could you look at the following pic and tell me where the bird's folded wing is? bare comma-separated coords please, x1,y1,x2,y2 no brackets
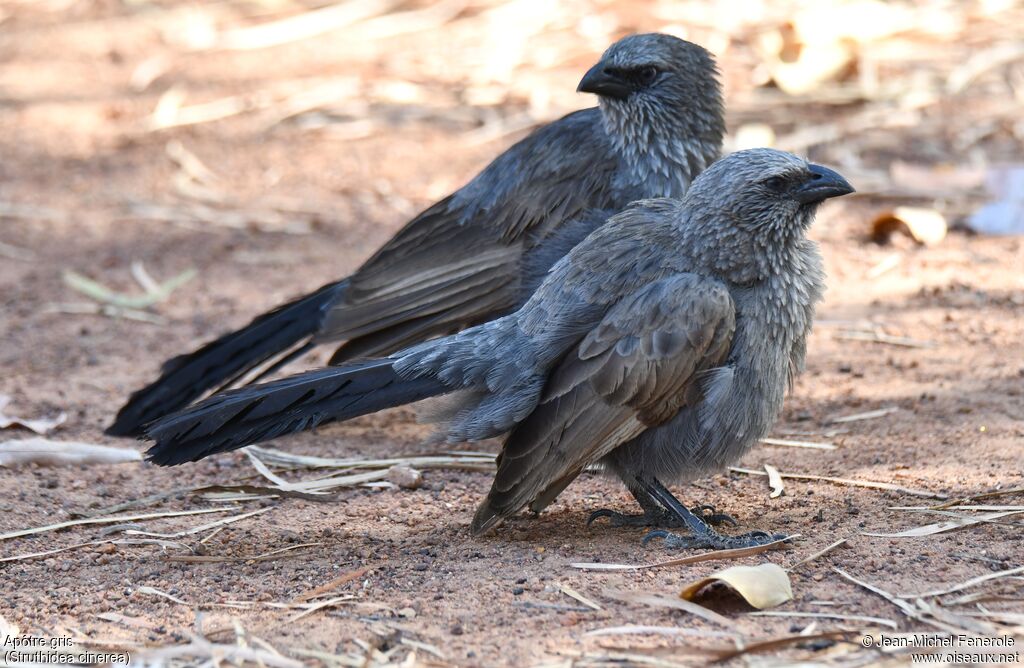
472,274,736,533
318,110,620,361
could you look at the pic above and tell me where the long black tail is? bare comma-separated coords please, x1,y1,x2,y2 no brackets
144,358,448,466
107,279,350,437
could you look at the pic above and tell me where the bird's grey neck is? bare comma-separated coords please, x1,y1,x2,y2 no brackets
731,241,824,378
600,101,722,199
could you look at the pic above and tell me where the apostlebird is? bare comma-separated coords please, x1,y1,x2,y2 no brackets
144,148,853,550
107,33,725,437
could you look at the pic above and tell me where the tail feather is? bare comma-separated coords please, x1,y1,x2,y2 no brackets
106,279,349,437
144,358,449,466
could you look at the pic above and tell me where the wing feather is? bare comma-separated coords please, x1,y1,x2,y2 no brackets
319,110,621,362
471,274,735,534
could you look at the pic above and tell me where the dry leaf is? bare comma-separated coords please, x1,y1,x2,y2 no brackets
863,510,1024,537
731,123,776,151
0,507,230,542
760,437,836,450
767,40,854,95
765,464,784,498
828,406,899,423
0,395,66,435
871,207,947,246
730,465,944,499
570,535,794,571
604,590,732,626
756,0,914,95
386,464,423,489
680,563,794,610
557,583,601,611
0,438,142,467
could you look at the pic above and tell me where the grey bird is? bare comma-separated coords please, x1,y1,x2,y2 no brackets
107,33,725,437
144,149,854,550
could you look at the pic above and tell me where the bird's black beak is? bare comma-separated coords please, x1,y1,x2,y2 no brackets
794,163,855,204
577,62,631,100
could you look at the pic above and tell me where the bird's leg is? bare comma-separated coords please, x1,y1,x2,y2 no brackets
587,482,681,528
635,477,788,551
588,483,737,529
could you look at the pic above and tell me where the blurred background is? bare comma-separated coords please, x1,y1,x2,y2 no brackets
2,0,1023,309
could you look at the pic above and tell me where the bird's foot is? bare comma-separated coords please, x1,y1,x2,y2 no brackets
641,527,789,551
588,504,736,529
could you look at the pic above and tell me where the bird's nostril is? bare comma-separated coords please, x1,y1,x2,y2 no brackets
810,172,823,180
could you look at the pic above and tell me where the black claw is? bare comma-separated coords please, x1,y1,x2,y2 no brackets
641,529,670,546
690,504,738,527
708,513,738,526
586,509,617,527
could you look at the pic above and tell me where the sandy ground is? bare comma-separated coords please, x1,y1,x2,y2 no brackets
1,2,1023,667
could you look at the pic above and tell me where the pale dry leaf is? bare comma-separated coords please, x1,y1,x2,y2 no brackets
136,587,189,606
765,464,784,499
680,563,794,610
750,610,899,630
603,590,732,626
769,41,854,95
828,406,899,423
730,466,944,499
871,207,947,246
123,507,272,539
63,268,196,309
760,437,836,450
864,510,1024,538
215,0,399,51
96,612,157,630
712,631,850,663
0,540,112,564
557,583,601,611
865,252,903,279
834,329,935,348
134,639,304,668
0,395,66,435
0,507,230,542
130,55,171,92
788,537,849,571
0,438,141,468
730,123,776,151
583,624,735,639
909,564,1024,600
570,535,794,571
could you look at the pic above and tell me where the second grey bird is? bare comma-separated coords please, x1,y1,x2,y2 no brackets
107,33,724,437
144,149,854,549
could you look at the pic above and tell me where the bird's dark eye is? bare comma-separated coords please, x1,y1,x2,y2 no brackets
764,176,787,192
635,66,658,85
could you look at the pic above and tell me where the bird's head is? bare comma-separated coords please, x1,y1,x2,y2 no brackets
578,33,724,156
682,148,854,281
